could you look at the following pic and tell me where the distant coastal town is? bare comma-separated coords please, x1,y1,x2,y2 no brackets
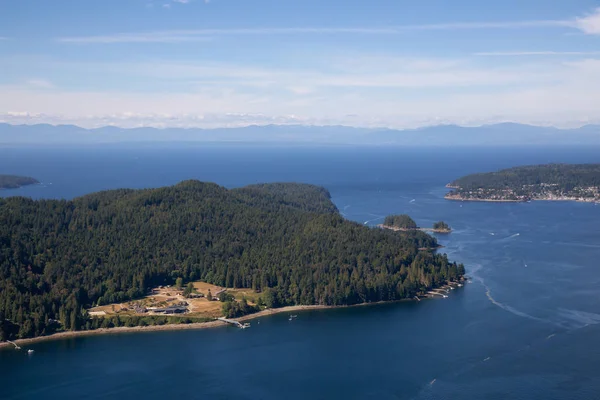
445,164,600,203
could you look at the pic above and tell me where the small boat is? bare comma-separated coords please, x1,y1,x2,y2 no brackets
27,349,34,354
240,323,250,329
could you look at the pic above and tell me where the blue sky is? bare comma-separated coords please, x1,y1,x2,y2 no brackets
1,0,600,128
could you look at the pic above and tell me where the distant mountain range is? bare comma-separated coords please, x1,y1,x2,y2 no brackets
1,122,600,146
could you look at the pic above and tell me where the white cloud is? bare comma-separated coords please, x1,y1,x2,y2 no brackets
2,56,600,129
56,22,568,44
59,33,212,43
27,56,551,92
475,51,600,57
55,8,600,44
172,0,190,3
26,79,55,89
572,7,600,35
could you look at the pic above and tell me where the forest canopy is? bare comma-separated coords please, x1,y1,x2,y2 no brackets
448,164,600,191
383,214,418,229
0,181,464,340
432,221,451,231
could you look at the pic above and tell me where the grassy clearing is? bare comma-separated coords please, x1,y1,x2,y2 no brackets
87,281,263,320
227,288,262,305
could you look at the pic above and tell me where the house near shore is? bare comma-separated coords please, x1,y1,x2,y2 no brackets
134,305,147,314
153,305,188,314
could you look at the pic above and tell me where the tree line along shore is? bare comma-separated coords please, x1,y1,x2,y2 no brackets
0,181,464,342
1,287,469,349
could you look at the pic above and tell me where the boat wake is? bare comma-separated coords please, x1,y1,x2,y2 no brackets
554,308,600,330
483,284,546,323
363,213,385,225
469,263,548,324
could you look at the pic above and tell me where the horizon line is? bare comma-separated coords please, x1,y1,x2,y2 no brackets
1,120,597,131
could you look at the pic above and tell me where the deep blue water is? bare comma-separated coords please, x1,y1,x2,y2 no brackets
1,144,600,400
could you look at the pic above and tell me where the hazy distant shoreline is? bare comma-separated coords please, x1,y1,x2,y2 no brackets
3,122,600,146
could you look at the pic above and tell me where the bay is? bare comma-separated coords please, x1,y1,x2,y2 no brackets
1,144,600,399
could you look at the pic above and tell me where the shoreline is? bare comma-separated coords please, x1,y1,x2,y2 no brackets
0,304,366,349
0,320,228,349
444,195,524,203
444,195,599,203
0,287,464,350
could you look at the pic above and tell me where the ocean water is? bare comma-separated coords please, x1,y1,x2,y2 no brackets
1,144,600,400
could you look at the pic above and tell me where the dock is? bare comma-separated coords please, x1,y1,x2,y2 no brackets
7,340,21,350
427,291,448,298
217,317,250,329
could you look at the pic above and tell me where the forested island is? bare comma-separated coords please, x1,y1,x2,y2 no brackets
380,215,452,233
0,174,39,189
446,164,600,202
0,181,464,341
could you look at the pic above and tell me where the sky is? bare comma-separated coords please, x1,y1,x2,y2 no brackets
1,0,600,129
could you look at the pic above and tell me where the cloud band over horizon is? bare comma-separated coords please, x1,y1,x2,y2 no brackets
2,4,600,129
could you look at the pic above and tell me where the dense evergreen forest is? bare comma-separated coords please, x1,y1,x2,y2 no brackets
0,181,464,340
383,214,418,229
447,164,600,201
0,174,39,189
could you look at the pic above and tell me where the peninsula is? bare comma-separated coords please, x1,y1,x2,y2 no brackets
0,181,464,343
445,164,600,203
0,174,39,189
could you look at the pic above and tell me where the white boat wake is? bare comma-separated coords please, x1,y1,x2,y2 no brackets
363,213,385,225
470,264,548,324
